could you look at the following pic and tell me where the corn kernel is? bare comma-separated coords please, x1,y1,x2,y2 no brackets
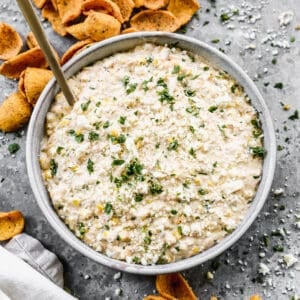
72,199,81,206
111,217,120,225
192,247,199,254
194,178,201,185
111,130,118,137
44,170,52,180
283,104,290,111
96,204,103,213
103,231,108,238
59,119,70,126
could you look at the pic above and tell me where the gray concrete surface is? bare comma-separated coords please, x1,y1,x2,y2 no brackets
0,0,299,299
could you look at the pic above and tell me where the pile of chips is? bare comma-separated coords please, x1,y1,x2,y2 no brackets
0,23,55,132
35,0,201,38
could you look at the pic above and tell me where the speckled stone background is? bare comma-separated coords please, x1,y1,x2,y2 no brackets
0,0,299,299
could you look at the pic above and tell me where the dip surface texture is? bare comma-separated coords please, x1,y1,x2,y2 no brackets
41,43,263,265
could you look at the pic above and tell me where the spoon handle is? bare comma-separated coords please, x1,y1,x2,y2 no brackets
16,0,75,106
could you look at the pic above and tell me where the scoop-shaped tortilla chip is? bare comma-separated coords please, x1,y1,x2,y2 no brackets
0,92,32,132
122,27,138,34
82,0,124,23
0,22,23,60
32,0,48,8
167,0,200,28
61,39,94,65
20,68,53,105
85,11,121,41
26,32,39,49
57,0,82,24
42,2,68,36
156,273,197,300
136,0,169,10
130,10,178,32
66,22,89,40
143,296,166,300
0,47,48,79
111,0,134,22
0,211,25,241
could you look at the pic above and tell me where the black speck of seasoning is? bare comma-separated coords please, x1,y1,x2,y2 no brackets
288,110,299,121
272,58,277,65
274,82,283,89
203,21,210,26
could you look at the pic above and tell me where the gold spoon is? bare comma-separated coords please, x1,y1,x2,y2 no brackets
16,0,75,106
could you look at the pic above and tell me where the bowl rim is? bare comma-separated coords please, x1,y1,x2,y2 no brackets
26,32,276,275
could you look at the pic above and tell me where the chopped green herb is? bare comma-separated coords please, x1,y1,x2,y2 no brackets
112,159,125,166
104,203,113,214
8,143,20,154
134,193,143,202
203,66,209,71
273,245,284,252
103,121,110,129
157,78,168,88
96,101,101,107
189,126,195,133
290,36,296,43
87,158,94,174
172,65,181,74
50,159,58,177
110,134,126,144
78,222,86,236
170,209,178,215
198,188,207,195
149,181,163,194
167,139,179,151
211,39,220,44
126,83,137,94
144,236,151,245
93,122,100,130
81,99,91,111
126,158,143,177
146,56,153,64
118,116,127,125
262,235,269,247
189,148,196,158
155,142,160,149
56,146,64,154
272,58,277,65
208,106,218,113
184,89,196,97
274,82,283,89
88,131,99,141
177,226,183,235
288,110,299,121
75,133,84,143
250,146,266,158
142,77,153,91
122,75,130,87
177,74,187,81
68,129,75,135
277,145,284,151
213,161,218,168
220,13,230,22
231,84,239,94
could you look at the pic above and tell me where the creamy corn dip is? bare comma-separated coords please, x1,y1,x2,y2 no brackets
40,43,264,265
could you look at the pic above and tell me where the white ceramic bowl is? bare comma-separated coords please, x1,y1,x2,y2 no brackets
26,32,276,275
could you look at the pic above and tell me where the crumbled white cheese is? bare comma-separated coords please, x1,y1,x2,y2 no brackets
113,272,122,280
273,188,284,196
278,11,294,26
259,263,270,275
283,254,298,268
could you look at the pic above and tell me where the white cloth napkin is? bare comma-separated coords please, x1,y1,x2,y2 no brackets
0,234,77,300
